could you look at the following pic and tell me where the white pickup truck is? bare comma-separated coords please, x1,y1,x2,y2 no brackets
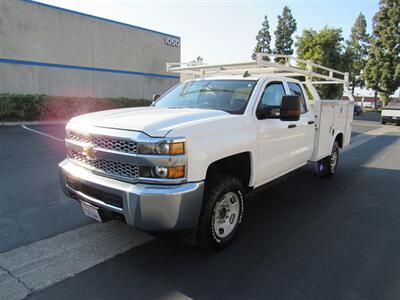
59,54,354,251
381,102,400,125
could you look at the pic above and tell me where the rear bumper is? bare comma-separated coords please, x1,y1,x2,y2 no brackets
59,159,204,231
382,116,400,123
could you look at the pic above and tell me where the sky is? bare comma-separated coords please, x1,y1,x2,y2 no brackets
35,0,380,64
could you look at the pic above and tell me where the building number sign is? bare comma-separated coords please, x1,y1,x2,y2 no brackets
165,37,180,47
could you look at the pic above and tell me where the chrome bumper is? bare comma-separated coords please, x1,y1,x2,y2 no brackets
59,159,204,231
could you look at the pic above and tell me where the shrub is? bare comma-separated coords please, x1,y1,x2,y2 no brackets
0,94,151,121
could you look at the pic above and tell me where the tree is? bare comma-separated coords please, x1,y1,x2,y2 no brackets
252,15,271,60
274,6,297,59
296,27,345,99
344,13,370,94
364,0,400,105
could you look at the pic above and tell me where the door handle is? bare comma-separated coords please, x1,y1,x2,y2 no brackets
288,124,296,129
308,121,315,125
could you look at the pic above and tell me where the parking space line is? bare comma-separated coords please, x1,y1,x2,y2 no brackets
0,221,153,299
20,125,64,143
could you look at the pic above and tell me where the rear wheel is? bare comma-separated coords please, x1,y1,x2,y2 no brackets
381,120,386,125
197,174,244,252
315,141,339,177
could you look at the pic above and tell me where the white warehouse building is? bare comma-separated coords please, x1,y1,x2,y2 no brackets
0,0,181,99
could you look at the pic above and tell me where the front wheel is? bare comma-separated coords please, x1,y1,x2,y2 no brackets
197,174,244,252
315,141,339,177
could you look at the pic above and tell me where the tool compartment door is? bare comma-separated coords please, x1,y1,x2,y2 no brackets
311,101,335,161
311,100,352,161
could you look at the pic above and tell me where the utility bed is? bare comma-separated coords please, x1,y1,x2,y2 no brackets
311,100,353,161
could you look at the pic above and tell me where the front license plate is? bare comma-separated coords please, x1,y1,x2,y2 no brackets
392,116,398,120
81,202,102,222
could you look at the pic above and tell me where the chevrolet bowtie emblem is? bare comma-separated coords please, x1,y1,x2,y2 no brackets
82,146,96,160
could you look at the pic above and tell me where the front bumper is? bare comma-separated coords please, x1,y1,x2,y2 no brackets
382,116,400,124
59,159,204,231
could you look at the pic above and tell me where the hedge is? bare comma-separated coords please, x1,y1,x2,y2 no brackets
0,94,151,121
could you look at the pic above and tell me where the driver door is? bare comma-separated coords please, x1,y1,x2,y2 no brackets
255,81,302,185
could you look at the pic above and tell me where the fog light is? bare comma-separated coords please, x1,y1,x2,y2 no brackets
154,166,168,178
153,166,185,179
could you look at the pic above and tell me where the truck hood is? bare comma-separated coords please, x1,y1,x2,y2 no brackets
69,107,234,137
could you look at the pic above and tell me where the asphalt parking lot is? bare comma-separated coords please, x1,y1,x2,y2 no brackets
352,112,383,137
1,112,400,300
0,124,91,253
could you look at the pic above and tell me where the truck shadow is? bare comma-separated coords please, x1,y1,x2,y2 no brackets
38,133,400,300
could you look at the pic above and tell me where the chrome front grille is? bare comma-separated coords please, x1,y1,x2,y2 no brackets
68,132,137,154
69,150,139,180
67,131,139,181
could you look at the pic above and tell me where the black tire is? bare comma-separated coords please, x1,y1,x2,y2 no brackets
381,120,386,125
315,141,339,177
197,174,244,252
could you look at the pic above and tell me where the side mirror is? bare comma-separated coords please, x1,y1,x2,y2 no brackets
152,94,160,102
280,95,301,121
256,105,280,119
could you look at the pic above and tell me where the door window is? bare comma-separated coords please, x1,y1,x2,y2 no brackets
288,82,307,113
260,83,286,107
258,82,286,118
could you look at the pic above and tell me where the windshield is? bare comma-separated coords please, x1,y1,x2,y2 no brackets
154,79,257,114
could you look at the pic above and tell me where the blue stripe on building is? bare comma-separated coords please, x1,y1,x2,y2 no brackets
0,58,179,79
20,0,181,40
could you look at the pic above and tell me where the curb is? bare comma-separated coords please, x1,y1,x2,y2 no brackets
0,120,68,126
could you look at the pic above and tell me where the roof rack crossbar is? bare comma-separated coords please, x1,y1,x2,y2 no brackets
266,54,346,76
167,53,349,85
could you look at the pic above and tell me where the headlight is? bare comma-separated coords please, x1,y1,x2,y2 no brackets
138,141,185,155
169,142,185,155
155,142,169,155
137,139,186,182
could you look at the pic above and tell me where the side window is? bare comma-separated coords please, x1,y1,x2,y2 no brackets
259,83,286,107
288,82,307,113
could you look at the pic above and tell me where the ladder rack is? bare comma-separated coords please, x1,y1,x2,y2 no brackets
167,53,349,86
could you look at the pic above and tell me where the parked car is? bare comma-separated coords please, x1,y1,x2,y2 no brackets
59,54,354,251
381,102,400,125
354,104,362,115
